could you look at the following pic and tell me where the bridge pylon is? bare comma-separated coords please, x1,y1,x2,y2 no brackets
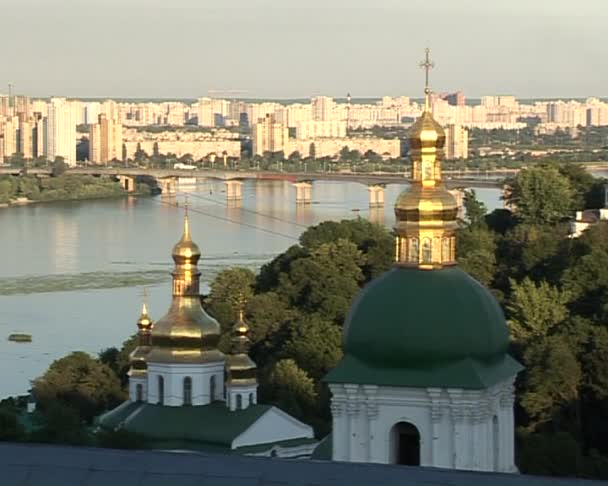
293,181,312,205
368,184,385,208
224,180,243,203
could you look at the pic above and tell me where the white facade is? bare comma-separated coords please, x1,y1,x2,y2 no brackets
329,378,517,473
143,361,225,407
226,383,258,411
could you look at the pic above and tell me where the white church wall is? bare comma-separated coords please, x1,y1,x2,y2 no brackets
232,407,314,449
330,377,517,473
128,375,147,402
226,383,258,411
146,361,225,406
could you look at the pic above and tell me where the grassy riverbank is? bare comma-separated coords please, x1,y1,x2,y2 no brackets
0,174,151,205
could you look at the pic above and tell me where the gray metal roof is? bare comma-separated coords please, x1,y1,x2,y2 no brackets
0,442,600,486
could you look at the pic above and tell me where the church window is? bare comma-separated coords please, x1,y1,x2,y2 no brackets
183,377,192,406
236,394,243,410
409,238,419,263
136,384,143,402
390,422,420,466
442,237,450,262
210,375,216,402
422,238,432,264
157,376,164,405
249,392,254,406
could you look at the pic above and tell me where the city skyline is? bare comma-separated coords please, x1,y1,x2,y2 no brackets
1,0,606,99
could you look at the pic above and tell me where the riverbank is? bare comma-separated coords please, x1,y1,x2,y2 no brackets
0,174,153,207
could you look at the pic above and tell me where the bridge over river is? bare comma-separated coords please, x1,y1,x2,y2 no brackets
0,166,510,206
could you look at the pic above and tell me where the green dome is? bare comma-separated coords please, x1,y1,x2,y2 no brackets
325,266,522,389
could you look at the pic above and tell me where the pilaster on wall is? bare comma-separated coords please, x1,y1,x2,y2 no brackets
329,378,517,472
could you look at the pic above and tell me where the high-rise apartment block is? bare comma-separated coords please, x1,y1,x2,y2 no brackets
0,116,18,161
45,97,77,165
312,96,336,121
89,114,123,164
251,114,288,155
444,124,469,159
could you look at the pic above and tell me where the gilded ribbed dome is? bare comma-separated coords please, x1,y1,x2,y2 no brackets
408,110,445,152
394,184,458,225
147,214,223,364
172,214,201,263
226,311,257,385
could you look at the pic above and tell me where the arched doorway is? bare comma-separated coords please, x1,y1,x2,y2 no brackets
390,422,420,466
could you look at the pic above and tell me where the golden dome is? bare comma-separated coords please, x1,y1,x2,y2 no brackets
137,302,153,331
147,210,224,364
394,184,458,224
408,109,445,152
226,310,257,385
172,214,201,263
130,301,153,375
152,296,221,362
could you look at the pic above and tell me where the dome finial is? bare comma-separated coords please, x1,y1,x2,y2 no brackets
182,196,191,241
419,47,434,112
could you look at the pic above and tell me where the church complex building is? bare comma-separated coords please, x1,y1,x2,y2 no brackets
99,50,522,473
98,212,315,457
323,50,522,471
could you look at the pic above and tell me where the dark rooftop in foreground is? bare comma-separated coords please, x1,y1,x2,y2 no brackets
0,442,602,486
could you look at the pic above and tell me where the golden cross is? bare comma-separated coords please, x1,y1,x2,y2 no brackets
419,47,434,95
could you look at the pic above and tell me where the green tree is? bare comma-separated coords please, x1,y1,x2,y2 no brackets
99,333,137,387
507,278,570,344
282,315,343,381
32,351,125,423
51,157,68,177
278,239,364,323
0,409,25,441
521,335,582,429
30,402,90,445
208,267,255,331
504,166,574,224
456,225,497,286
309,143,316,159
462,189,487,226
299,219,392,281
264,359,317,421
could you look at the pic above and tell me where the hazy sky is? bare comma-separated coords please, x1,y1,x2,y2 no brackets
1,0,606,99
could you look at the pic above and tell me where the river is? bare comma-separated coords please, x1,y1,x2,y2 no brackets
0,178,503,398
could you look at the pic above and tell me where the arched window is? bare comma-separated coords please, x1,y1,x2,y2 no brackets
157,376,164,405
442,237,450,262
210,375,216,402
422,238,432,264
390,422,420,466
183,377,192,406
249,393,254,406
236,394,243,410
409,238,419,263
135,384,143,402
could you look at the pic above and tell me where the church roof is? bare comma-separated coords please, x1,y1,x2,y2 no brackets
98,401,271,449
0,442,599,486
325,266,523,389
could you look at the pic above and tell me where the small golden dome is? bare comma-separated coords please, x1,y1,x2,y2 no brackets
137,302,153,331
226,310,257,385
172,214,201,262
